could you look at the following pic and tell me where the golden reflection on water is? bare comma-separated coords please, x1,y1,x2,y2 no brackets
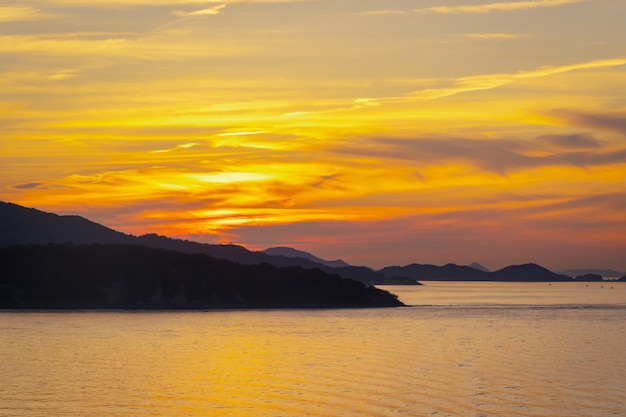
1,282,625,417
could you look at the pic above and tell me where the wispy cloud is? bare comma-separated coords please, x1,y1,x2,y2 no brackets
217,131,267,137
0,6,47,22
360,9,409,16
357,57,626,104
172,4,226,17
151,142,200,153
45,69,80,81
363,0,586,17
12,182,45,190
414,0,586,15
550,111,626,137
29,0,308,5
538,133,601,149
335,136,626,175
465,33,531,40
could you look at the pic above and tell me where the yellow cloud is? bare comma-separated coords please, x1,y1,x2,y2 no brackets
0,6,45,22
357,57,626,104
414,0,586,14
151,143,200,153
465,33,531,40
29,0,311,5
172,4,226,17
360,10,410,16
45,69,79,81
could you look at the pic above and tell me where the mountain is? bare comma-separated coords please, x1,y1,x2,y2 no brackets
1,201,588,284
558,269,625,278
0,201,404,285
0,201,135,246
258,246,413,284
379,263,490,281
379,262,574,282
490,263,571,282
0,243,403,309
468,262,491,272
133,234,402,284
572,273,604,282
262,247,350,268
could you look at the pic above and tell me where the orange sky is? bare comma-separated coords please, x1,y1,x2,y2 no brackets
2,0,626,270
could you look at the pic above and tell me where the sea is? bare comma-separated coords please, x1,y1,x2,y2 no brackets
1,281,624,417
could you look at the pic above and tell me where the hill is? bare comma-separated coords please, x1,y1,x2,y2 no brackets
558,268,626,279
0,244,403,309
468,262,491,272
0,201,135,246
262,247,350,268
379,263,490,281
490,264,571,282
379,262,573,282
134,234,402,284
0,201,402,285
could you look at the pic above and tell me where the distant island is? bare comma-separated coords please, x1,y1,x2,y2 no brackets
379,263,626,282
379,262,575,282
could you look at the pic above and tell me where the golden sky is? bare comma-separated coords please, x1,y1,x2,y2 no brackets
2,0,626,270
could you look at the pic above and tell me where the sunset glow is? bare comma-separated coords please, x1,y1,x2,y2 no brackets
2,0,625,270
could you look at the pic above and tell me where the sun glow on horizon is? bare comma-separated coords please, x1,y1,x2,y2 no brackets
2,0,626,270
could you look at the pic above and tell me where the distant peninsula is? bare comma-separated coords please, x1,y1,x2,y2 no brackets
0,244,403,309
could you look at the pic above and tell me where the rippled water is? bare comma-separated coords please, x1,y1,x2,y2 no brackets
1,282,625,417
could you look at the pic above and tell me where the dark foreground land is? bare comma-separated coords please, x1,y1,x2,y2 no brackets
0,244,403,309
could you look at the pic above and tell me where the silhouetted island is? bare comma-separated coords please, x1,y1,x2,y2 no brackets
378,262,573,282
0,244,403,309
572,273,604,282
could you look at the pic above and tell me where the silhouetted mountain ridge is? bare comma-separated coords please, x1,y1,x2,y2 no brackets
469,262,490,272
558,268,626,278
0,201,408,285
379,262,573,282
262,247,350,268
0,201,135,246
2,201,616,283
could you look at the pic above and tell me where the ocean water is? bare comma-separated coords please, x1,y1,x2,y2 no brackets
1,282,625,417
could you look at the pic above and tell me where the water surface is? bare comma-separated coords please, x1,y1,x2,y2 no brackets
1,282,625,416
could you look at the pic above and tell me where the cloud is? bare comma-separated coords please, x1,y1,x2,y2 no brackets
151,142,200,153
551,111,626,137
538,133,600,149
356,57,626,105
465,33,531,40
217,131,267,137
45,69,80,81
218,191,626,270
414,0,586,15
0,6,46,22
360,10,410,16
13,182,45,189
172,4,226,17
335,136,626,175
28,0,306,5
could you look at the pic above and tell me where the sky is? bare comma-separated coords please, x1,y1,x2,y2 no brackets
1,0,626,271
